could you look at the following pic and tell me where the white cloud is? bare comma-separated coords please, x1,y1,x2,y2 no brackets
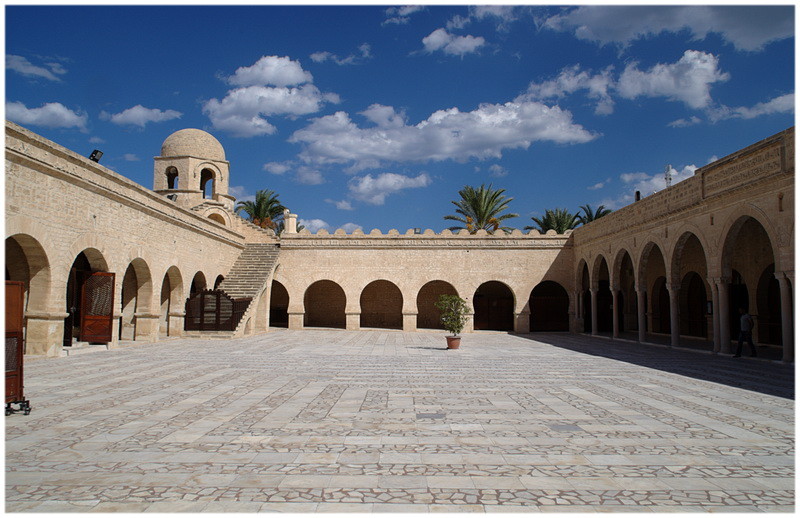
422,28,485,56
617,50,729,109
488,164,508,178
205,56,338,137
544,5,793,52
227,55,312,87
291,101,597,170
6,101,87,130
122,153,139,161
263,161,292,175
348,172,432,205
7,55,67,81
203,84,339,138
299,218,329,233
103,105,182,127
668,116,703,128
339,222,363,233
523,64,615,115
383,5,425,25
587,182,604,190
295,166,324,185
446,14,471,30
326,199,354,211
310,44,371,66
89,136,105,144
709,93,795,121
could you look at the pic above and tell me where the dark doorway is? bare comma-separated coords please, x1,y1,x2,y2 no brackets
270,280,289,328
729,270,749,337
64,252,92,347
473,281,514,331
529,281,569,331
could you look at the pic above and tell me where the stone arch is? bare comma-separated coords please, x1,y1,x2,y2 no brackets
672,232,711,342
5,234,51,313
270,280,289,328
652,276,671,334
577,259,591,333
214,275,225,290
166,166,179,189
614,249,638,334
64,248,111,346
473,281,514,331
721,215,777,344
159,266,183,337
670,230,710,284
304,280,346,329
190,271,207,297
528,281,569,331
416,280,459,330
639,242,667,335
756,263,782,345
360,280,403,329
208,213,226,226
200,168,216,199
119,258,153,341
593,255,612,333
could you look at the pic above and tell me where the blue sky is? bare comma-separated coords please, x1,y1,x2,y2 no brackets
5,4,795,233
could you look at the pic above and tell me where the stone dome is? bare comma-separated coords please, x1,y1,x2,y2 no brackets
160,129,225,161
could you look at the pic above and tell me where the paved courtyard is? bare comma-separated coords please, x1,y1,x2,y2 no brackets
5,330,794,512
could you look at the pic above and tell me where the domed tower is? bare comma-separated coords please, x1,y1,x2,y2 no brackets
153,129,234,211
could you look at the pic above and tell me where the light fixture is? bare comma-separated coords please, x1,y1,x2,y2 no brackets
89,150,103,162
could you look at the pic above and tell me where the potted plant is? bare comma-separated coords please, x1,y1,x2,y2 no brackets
434,294,468,349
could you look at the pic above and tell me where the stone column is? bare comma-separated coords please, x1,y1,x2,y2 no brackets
666,283,680,347
345,312,360,331
22,311,68,357
134,313,160,342
636,287,646,343
402,313,417,333
708,279,720,353
775,271,794,362
282,209,297,234
287,312,304,330
611,287,620,339
464,312,475,333
515,310,530,334
590,287,598,335
717,278,731,354
168,311,184,337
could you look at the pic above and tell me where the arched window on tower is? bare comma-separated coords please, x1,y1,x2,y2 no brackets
200,169,215,199
166,166,179,189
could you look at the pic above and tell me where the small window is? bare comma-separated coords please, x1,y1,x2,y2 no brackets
166,167,179,189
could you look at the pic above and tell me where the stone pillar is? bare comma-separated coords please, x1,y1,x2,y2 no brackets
287,312,304,330
134,313,160,342
168,311,184,337
402,313,417,332
590,288,598,335
666,283,680,347
345,312,360,331
515,310,530,334
464,312,475,333
636,288,646,343
775,271,794,362
717,278,731,354
611,287,620,339
22,311,67,357
708,279,720,353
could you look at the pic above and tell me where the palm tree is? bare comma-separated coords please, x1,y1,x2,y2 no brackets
444,184,519,233
235,189,285,230
526,208,579,234
576,204,612,226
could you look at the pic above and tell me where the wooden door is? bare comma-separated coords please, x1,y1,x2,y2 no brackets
80,272,115,343
6,281,25,403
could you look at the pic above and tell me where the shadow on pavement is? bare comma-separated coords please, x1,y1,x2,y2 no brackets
517,332,795,400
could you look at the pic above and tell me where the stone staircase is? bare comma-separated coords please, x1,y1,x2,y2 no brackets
218,243,280,299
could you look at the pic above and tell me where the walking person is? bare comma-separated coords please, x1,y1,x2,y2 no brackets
733,307,758,358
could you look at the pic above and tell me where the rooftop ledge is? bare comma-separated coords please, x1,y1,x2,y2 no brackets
282,228,572,238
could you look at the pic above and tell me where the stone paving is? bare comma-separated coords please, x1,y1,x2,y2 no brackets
5,330,795,512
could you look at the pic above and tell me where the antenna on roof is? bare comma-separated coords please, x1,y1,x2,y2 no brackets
664,164,672,188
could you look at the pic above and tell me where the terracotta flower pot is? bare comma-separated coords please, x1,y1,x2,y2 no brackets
446,336,461,349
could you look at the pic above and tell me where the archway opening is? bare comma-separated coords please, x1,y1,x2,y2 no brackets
617,252,637,334
652,276,671,334
360,280,403,329
214,274,225,290
119,259,153,341
64,249,110,346
5,234,50,315
200,168,215,199
729,269,749,338
270,280,289,328
160,266,183,338
473,281,514,331
304,280,346,329
529,281,569,331
679,272,708,338
417,280,458,330
190,272,207,297
208,213,226,226
595,258,612,333
640,243,667,336
166,166,179,189
580,263,591,333
757,264,782,345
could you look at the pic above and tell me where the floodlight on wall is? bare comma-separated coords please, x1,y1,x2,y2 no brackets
166,194,178,201
89,150,103,162
414,228,422,234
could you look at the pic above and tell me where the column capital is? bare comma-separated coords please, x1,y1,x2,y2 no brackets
711,276,731,286
665,283,681,293
774,270,793,283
